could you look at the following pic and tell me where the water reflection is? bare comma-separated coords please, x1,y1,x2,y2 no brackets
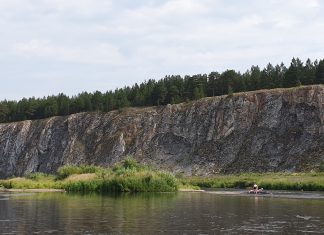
0,191,323,234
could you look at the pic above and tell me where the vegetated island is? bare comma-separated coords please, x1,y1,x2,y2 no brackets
0,157,178,193
1,157,324,193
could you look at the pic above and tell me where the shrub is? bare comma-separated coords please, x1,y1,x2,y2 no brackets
53,157,178,193
25,172,54,181
112,156,143,175
57,164,102,180
61,170,178,193
319,161,324,172
122,156,140,170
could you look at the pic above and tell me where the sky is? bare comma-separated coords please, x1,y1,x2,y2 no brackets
1,0,323,100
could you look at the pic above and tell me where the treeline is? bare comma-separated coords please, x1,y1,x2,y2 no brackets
0,57,323,123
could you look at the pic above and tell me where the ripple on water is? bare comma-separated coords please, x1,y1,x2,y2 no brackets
296,215,313,220
1,191,324,234
206,189,324,199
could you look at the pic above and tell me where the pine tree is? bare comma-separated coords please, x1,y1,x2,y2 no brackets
0,103,8,122
57,93,70,115
92,91,103,111
302,59,315,85
283,58,302,88
249,66,261,90
315,60,324,84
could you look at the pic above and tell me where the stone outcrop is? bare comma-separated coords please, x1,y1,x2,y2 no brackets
0,85,323,178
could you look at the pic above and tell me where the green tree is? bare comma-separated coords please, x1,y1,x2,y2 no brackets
168,85,180,104
302,58,315,85
57,93,70,116
0,57,322,124
152,82,167,105
0,103,9,122
315,59,324,84
273,62,286,87
103,92,115,112
92,91,103,111
207,72,220,96
246,66,261,91
283,58,303,88
44,96,58,117
115,89,130,109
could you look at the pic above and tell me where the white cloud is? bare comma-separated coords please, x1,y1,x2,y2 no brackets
0,0,323,100
0,0,113,17
155,0,209,16
273,17,299,29
13,39,124,65
239,15,264,28
287,0,320,9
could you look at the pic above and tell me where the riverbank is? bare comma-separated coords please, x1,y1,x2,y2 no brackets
178,172,324,191
0,188,65,193
1,160,324,192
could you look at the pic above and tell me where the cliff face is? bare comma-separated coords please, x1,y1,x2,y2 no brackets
0,85,323,178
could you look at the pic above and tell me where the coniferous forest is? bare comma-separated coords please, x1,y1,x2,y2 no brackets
0,57,323,123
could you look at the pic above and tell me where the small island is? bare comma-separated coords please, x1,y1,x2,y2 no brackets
0,157,178,193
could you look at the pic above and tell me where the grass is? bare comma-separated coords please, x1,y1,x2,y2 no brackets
0,176,61,189
56,165,102,180
179,172,324,191
1,158,324,193
0,157,178,193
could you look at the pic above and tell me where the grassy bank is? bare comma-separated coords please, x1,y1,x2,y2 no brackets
0,157,178,193
178,172,324,191
1,160,324,192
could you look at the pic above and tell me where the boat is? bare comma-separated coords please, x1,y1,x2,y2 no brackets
248,189,271,194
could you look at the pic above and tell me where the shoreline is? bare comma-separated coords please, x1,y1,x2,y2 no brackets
1,170,324,193
178,189,205,192
0,188,65,193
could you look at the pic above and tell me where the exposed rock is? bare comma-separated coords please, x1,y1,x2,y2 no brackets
0,85,323,178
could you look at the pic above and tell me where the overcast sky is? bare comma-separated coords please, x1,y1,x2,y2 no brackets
1,0,323,100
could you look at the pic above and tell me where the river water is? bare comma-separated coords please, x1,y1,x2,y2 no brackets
0,190,324,234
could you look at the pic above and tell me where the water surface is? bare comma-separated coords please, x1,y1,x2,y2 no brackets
0,191,324,234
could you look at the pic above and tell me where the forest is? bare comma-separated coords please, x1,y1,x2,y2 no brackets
0,57,323,123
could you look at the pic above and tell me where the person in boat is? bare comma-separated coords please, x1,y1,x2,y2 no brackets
253,184,258,192
251,183,263,194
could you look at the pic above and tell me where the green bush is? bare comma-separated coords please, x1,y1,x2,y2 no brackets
0,178,59,189
25,172,55,181
112,156,144,175
56,157,178,193
178,172,324,191
319,161,324,172
57,164,102,180
122,156,141,170
62,170,178,193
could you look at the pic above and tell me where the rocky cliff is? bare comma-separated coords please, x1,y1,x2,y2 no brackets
0,85,323,178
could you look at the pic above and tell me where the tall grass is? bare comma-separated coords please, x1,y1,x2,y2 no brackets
180,172,324,191
0,157,178,192
56,164,103,180
62,157,177,192
63,171,177,193
0,176,61,189
2,158,324,192
319,161,324,172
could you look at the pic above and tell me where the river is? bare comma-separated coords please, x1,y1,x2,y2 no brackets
0,190,324,234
